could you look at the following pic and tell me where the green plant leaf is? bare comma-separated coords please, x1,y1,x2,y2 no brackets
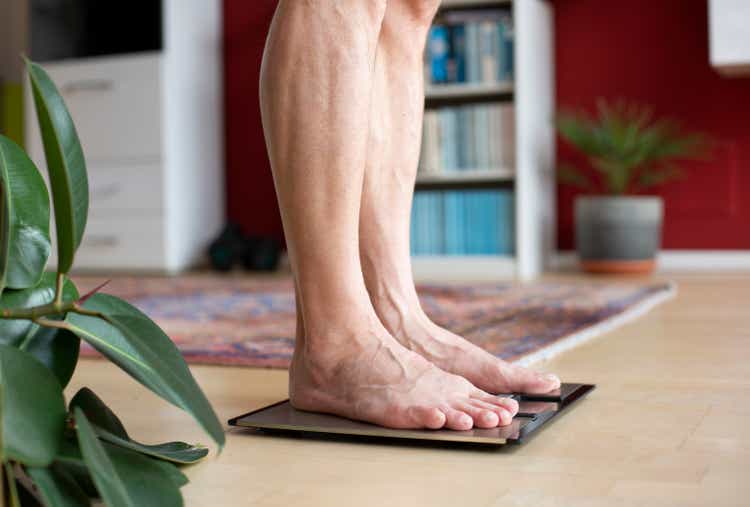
0,136,51,294
25,59,89,275
98,429,208,465
69,387,128,438
66,294,225,450
0,272,78,347
54,439,98,498
74,408,185,507
557,99,711,195
0,344,66,466
23,326,80,388
69,387,207,464
26,465,91,507
557,163,595,190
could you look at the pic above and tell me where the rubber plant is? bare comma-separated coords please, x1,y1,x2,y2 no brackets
0,59,224,506
556,99,710,193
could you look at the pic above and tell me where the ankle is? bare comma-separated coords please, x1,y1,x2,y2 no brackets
367,284,427,337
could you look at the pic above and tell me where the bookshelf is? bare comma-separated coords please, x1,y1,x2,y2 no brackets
411,0,555,281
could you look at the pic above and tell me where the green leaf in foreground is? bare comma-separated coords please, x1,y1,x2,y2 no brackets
26,58,89,274
0,272,78,347
23,326,80,388
0,135,51,293
98,429,208,465
0,344,66,466
70,387,207,464
75,408,185,507
26,465,91,507
66,294,225,450
69,387,128,438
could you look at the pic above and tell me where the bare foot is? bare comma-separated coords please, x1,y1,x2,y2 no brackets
289,313,519,430
371,295,561,395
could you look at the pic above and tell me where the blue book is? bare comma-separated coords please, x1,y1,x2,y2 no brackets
424,192,434,255
475,191,487,254
411,193,420,255
497,190,515,255
428,25,450,84
444,191,459,255
433,192,446,254
439,109,459,170
474,106,489,170
450,25,467,83
479,21,497,83
464,106,476,169
456,107,469,170
414,192,428,255
465,192,477,255
498,17,514,81
465,23,481,84
487,191,500,255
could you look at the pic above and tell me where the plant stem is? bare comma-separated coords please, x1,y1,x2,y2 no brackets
0,301,106,323
53,272,65,309
3,463,19,507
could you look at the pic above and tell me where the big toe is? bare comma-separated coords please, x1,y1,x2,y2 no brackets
409,406,446,429
515,369,561,394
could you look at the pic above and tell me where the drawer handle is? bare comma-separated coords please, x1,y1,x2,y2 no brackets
83,235,119,248
62,79,114,94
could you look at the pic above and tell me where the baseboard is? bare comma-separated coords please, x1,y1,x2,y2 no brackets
553,250,750,272
412,255,516,282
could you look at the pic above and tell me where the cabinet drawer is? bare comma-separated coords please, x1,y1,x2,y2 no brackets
49,217,165,271
88,163,163,213
26,53,162,163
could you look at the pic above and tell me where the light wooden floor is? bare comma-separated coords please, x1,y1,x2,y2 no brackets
66,273,750,506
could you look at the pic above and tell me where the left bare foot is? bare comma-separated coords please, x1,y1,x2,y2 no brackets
370,292,561,395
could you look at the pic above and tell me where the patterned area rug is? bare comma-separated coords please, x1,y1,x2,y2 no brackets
75,275,675,368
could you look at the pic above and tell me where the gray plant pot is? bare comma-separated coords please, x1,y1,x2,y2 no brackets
575,196,664,274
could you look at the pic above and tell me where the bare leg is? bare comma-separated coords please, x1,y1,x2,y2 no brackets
360,0,560,394
261,0,517,429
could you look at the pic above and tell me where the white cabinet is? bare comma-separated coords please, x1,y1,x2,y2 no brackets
25,0,224,273
709,0,750,76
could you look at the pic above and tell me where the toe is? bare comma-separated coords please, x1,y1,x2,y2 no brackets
474,393,519,416
458,402,500,428
441,407,474,431
523,371,561,393
466,400,514,427
504,366,561,394
408,406,446,429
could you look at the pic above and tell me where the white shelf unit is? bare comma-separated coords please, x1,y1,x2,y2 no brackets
425,81,514,100
411,0,555,281
24,0,224,273
416,167,514,185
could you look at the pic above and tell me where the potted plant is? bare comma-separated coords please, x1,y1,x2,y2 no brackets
556,100,710,274
0,59,224,506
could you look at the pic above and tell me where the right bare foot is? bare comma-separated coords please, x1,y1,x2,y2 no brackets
289,314,518,430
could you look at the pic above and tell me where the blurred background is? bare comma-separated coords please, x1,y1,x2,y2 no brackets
0,0,748,280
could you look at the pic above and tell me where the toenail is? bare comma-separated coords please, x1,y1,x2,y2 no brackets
544,373,560,383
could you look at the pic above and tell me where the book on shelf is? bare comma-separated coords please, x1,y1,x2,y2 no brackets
410,189,515,256
425,9,513,87
418,103,515,175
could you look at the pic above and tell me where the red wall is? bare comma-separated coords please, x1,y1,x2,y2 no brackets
555,0,750,249
223,1,283,243
224,0,750,250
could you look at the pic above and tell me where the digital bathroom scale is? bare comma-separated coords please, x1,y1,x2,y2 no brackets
228,383,595,446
